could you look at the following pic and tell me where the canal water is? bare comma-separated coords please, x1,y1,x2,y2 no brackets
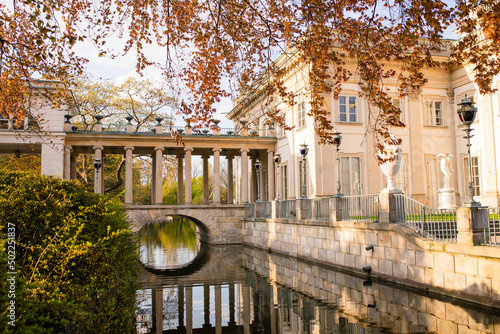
136,219,500,333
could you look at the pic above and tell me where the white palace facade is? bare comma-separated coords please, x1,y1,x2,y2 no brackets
227,40,500,208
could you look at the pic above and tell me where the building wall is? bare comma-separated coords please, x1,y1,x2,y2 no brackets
229,56,500,207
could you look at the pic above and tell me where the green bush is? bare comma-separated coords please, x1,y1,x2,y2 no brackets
0,171,139,333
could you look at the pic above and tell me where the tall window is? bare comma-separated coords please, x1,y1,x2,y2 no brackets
463,156,480,197
339,96,358,123
299,158,307,197
280,164,288,199
340,156,361,196
297,101,306,128
426,156,445,208
277,112,286,137
425,101,443,126
392,98,404,123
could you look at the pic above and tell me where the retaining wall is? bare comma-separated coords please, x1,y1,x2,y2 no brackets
242,218,500,307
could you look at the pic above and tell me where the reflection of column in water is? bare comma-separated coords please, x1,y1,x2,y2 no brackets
252,289,261,331
269,282,278,334
186,286,193,334
152,288,163,334
177,284,185,332
243,285,250,334
215,285,222,334
203,284,212,330
228,283,237,329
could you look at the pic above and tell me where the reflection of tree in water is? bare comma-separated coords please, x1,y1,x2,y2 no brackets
138,216,199,269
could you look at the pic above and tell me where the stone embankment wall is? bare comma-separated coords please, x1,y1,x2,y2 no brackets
242,246,500,334
242,218,500,307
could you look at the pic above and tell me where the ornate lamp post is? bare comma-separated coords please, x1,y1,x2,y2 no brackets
457,96,479,206
254,159,262,202
94,158,102,194
333,131,343,197
273,153,282,200
299,143,309,199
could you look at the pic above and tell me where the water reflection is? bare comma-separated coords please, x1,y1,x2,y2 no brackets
138,217,199,269
137,245,500,334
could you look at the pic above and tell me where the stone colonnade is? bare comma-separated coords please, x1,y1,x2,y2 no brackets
63,144,275,205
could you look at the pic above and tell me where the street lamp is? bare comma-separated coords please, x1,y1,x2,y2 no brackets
273,153,282,200
254,159,262,202
457,96,479,206
333,131,343,197
94,158,102,194
299,143,309,199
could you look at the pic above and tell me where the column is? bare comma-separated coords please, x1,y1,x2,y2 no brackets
185,147,193,204
93,145,104,194
63,145,72,181
250,156,257,202
228,283,237,329
186,286,193,334
227,156,234,204
267,150,275,201
124,146,134,204
202,155,210,204
213,148,221,204
215,285,222,334
241,149,249,203
70,152,77,180
177,154,184,204
243,285,251,334
154,288,163,334
154,147,164,204
151,152,156,203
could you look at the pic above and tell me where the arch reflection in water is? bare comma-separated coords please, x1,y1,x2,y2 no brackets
137,246,500,334
138,216,200,270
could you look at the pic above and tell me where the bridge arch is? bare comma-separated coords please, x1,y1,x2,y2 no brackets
126,204,246,244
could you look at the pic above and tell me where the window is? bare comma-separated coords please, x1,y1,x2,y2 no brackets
339,96,358,123
340,156,361,196
299,158,307,197
277,112,286,137
392,98,404,123
281,164,288,199
426,156,445,207
463,156,480,197
425,101,443,126
297,101,306,128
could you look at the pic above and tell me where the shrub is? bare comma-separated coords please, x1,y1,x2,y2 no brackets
0,171,139,333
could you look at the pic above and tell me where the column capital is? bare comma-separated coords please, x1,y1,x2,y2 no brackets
267,149,274,154
201,154,210,159
154,146,165,151
64,145,73,152
213,148,222,153
184,147,194,152
177,153,184,158
124,146,134,151
92,145,104,151
240,148,250,153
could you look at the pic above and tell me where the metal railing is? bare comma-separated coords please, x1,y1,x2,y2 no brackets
394,194,457,242
302,198,330,220
278,200,296,219
257,201,272,218
340,194,379,223
486,208,500,246
245,203,255,218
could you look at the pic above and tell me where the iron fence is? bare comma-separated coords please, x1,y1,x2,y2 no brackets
340,194,379,223
278,200,296,219
394,194,457,242
486,207,500,246
257,201,272,218
302,198,330,220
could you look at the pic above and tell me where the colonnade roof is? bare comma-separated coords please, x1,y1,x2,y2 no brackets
65,132,277,157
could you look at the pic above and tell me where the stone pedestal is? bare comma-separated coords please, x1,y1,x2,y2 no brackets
438,188,456,210
457,205,489,246
379,188,403,224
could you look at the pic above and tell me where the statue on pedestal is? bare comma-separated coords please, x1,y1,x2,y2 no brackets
437,153,456,209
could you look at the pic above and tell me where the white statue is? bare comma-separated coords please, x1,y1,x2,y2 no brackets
438,153,454,189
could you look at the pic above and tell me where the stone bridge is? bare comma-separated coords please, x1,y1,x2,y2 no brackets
126,204,246,244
